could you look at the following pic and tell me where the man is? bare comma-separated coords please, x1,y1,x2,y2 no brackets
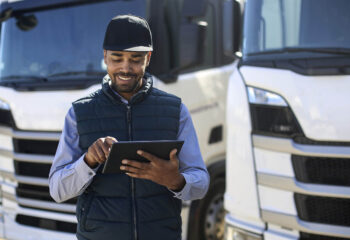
49,15,209,240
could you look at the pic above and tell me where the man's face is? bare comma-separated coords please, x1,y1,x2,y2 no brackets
104,50,151,99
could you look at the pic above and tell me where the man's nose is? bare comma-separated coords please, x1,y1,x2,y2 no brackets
119,60,132,72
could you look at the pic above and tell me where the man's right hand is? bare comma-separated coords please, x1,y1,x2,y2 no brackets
84,136,118,168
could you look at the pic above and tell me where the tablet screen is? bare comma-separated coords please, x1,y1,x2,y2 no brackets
102,140,184,174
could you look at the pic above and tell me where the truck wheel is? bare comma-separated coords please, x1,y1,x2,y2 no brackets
200,178,226,240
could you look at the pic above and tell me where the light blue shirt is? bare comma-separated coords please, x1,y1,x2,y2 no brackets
49,90,209,203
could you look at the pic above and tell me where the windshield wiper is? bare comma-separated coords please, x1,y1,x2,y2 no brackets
47,71,106,78
0,75,48,82
247,47,350,56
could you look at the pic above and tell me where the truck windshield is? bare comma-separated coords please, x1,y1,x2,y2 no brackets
243,0,350,57
0,0,145,84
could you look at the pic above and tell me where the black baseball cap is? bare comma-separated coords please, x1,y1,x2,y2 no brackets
103,15,153,52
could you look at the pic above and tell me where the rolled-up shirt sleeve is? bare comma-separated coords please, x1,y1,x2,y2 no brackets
49,107,97,203
170,104,210,201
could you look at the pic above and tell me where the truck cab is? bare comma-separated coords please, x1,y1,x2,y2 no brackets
0,0,237,239
225,0,350,239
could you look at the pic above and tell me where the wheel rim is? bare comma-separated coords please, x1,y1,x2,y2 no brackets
204,193,225,240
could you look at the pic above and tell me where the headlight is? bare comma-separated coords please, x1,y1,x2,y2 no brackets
0,98,10,111
247,87,287,106
225,224,263,240
247,86,303,137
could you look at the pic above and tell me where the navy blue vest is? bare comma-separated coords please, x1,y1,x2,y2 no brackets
73,75,182,240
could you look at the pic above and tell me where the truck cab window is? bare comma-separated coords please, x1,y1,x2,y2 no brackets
244,0,350,56
0,0,146,83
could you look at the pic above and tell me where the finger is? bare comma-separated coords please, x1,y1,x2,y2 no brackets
122,159,149,170
137,150,160,164
169,149,178,162
89,147,103,164
92,145,106,163
96,139,110,157
105,137,117,147
120,164,144,173
125,172,150,180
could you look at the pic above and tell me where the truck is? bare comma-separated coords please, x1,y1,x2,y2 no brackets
225,0,350,239
0,0,238,239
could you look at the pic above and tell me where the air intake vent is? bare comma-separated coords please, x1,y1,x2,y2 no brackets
295,194,350,227
292,155,350,187
14,161,51,178
16,214,76,233
13,139,58,155
299,232,349,240
16,184,76,204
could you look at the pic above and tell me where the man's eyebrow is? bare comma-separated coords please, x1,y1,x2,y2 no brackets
111,53,123,57
131,53,146,58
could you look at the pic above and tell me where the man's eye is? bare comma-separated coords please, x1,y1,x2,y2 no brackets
112,59,122,63
131,59,141,63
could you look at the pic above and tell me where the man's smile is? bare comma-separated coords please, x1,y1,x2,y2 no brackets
115,73,137,82
118,75,132,81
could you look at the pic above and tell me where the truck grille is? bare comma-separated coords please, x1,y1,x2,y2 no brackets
13,138,58,155
9,134,78,232
292,155,350,187
295,193,350,227
16,215,76,233
299,232,349,240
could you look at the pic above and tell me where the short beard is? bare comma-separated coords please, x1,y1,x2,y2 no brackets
112,73,143,93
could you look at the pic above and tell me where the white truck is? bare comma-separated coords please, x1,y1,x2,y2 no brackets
225,0,350,240
0,0,239,239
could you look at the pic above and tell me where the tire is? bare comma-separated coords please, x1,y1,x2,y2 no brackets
188,178,226,240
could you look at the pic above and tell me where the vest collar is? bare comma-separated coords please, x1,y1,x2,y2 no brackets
102,73,153,105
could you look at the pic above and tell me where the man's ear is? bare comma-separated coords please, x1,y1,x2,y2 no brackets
146,51,152,66
103,50,107,64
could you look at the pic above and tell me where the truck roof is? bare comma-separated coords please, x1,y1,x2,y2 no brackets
0,0,118,16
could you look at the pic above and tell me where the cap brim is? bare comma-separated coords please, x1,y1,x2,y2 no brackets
104,45,153,52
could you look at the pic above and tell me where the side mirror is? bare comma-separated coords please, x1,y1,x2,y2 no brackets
160,0,208,83
223,0,241,57
233,0,242,54
182,0,208,19
160,22,206,83
178,22,206,70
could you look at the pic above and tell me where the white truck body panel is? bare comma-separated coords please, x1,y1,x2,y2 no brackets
224,64,262,222
240,66,350,141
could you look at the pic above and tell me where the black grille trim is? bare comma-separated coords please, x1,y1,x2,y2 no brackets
14,161,52,178
16,184,76,204
16,214,76,233
295,194,350,227
13,139,59,155
299,232,350,240
0,109,15,127
292,155,350,187
18,204,76,215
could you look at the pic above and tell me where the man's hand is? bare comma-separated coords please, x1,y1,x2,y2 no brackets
120,149,186,191
84,136,117,168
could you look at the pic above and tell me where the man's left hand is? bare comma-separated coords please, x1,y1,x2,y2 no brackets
120,149,186,191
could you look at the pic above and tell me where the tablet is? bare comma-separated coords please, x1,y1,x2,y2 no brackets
102,140,184,174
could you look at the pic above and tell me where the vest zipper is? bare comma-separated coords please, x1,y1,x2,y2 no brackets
127,104,138,240
127,105,132,140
